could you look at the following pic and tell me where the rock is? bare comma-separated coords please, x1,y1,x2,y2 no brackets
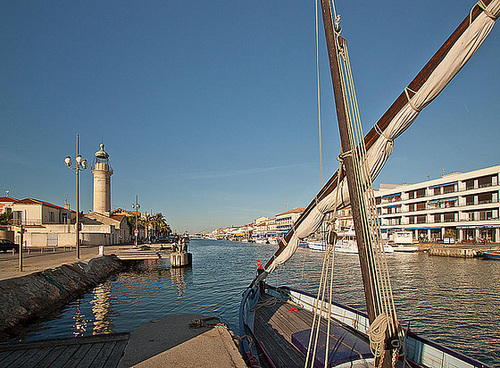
0,255,125,340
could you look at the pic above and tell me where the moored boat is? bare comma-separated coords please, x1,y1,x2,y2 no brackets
392,245,419,253
239,0,497,367
481,251,500,260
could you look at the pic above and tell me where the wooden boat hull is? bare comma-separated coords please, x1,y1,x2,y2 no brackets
239,285,489,368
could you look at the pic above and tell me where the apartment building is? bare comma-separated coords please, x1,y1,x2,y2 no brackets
376,165,500,243
275,207,305,234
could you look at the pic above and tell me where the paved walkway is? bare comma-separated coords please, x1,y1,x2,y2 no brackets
0,245,132,281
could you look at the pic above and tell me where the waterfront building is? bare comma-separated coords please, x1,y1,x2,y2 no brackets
376,165,500,243
275,208,305,234
0,143,134,247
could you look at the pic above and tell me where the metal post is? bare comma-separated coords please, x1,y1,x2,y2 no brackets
19,223,23,271
76,134,80,259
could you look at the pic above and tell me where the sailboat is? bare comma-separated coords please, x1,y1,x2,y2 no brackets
240,1,498,367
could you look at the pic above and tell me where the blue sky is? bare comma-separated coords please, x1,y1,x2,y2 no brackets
1,1,499,233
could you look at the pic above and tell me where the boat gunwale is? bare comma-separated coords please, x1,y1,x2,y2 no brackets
276,286,490,368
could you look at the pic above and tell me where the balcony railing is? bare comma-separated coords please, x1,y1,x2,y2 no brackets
10,219,70,226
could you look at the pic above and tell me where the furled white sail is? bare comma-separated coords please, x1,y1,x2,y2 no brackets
266,1,499,273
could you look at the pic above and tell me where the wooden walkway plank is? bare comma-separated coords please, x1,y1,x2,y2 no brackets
89,341,117,368
75,342,104,368
34,345,67,368
49,345,80,368
0,350,14,365
21,346,54,368
102,339,128,368
61,344,92,368
1,349,29,368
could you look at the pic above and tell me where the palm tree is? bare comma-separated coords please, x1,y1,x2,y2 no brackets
152,212,171,238
139,212,155,240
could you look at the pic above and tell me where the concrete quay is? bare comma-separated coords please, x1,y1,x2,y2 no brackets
418,242,500,258
119,314,246,368
0,315,247,368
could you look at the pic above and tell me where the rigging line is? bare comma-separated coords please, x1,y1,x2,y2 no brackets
316,0,323,188
339,33,400,337
343,44,400,342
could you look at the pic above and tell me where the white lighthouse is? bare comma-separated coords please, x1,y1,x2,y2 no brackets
91,144,113,216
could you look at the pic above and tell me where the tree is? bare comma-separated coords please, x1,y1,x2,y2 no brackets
0,210,12,225
152,213,171,237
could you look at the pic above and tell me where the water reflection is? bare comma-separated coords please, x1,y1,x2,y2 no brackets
169,267,188,299
71,300,88,337
19,240,499,366
91,283,114,335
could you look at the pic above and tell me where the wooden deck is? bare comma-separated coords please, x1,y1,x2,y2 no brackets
254,294,372,368
0,333,129,368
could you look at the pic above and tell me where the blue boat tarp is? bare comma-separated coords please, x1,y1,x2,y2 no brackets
291,326,372,367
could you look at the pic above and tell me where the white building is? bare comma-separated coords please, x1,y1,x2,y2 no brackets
275,208,305,234
376,165,500,243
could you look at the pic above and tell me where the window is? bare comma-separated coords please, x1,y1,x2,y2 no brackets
433,187,441,195
417,202,426,211
408,203,415,212
478,175,493,188
466,195,475,206
443,184,455,194
478,193,493,204
479,210,493,221
444,212,456,222
465,179,475,190
416,189,426,198
417,215,426,224
434,214,441,223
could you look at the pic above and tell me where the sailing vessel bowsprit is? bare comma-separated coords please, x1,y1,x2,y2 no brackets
240,1,498,367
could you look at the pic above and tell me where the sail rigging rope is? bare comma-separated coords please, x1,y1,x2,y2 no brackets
335,22,402,366
304,2,404,365
316,0,323,188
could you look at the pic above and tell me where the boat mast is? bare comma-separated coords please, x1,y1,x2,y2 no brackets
318,0,379,324
262,0,498,276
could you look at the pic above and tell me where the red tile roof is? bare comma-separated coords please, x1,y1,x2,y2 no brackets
14,198,74,212
0,197,17,203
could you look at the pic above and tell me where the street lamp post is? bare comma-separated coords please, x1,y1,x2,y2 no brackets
131,195,140,247
64,134,88,259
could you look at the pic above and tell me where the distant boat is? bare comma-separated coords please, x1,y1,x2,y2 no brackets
307,233,394,254
306,241,326,251
240,1,497,367
267,238,278,245
481,251,500,260
393,244,419,253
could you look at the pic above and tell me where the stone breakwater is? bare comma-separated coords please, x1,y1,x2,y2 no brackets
0,255,125,341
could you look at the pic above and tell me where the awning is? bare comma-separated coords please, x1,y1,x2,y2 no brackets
381,193,401,199
383,204,402,208
406,227,441,230
440,197,458,203
429,181,458,189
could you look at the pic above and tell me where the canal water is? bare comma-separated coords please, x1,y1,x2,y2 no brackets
15,239,500,365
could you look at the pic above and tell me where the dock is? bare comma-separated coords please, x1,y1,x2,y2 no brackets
0,333,129,368
0,315,246,368
114,247,172,261
420,243,500,258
